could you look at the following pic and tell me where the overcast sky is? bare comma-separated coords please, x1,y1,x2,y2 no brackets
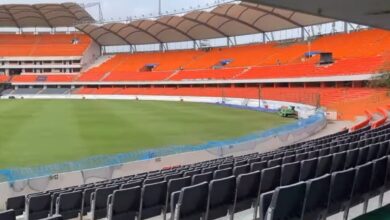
1,0,228,21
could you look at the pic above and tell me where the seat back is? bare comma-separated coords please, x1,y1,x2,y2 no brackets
6,195,25,216
258,191,274,220
92,185,119,220
266,182,306,220
356,146,369,165
213,168,232,180
331,151,347,172
121,180,142,189
164,173,182,182
315,155,332,177
233,164,250,177
268,158,282,167
27,193,51,220
299,158,317,181
144,177,165,185
0,210,16,220
282,155,295,164
370,156,388,192
295,153,308,161
302,174,331,220
82,188,96,215
165,176,191,213
184,169,201,177
202,166,218,173
250,161,267,172
169,192,181,220
345,148,359,169
192,172,213,185
140,181,167,219
280,161,300,186
108,187,141,220
206,176,236,220
259,166,281,194
56,191,83,219
351,162,374,206
233,171,261,213
176,182,208,220
328,168,355,215
367,143,380,161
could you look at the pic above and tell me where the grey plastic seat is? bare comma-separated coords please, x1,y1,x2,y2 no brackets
205,176,236,219
268,158,282,167
331,151,347,172
163,176,191,220
258,191,274,220
369,156,388,207
6,195,25,216
121,180,142,189
231,171,261,218
0,210,16,220
139,181,167,219
26,193,52,220
315,155,332,177
173,182,208,220
299,158,317,181
265,182,306,220
302,174,331,220
91,185,119,220
213,168,232,180
107,186,141,220
250,161,267,172
280,161,300,186
327,168,355,218
233,164,250,177
344,148,359,169
192,172,213,185
346,162,374,218
55,191,83,220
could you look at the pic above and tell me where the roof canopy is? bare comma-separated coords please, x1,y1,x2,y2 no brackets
0,3,94,28
76,2,333,46
245,0,390,30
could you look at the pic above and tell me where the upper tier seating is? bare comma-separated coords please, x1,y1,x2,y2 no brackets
0,34,91,56
4,122,390,220
76,29,389,82
11,75,76,83
0,75,8,83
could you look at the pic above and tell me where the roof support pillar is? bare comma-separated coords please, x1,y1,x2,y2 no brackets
227,37,234,47
344,22,348,33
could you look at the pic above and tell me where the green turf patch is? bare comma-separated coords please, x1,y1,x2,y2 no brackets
0,99,293,169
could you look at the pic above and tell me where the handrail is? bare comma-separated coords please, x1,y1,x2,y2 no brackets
350,110,373,132
371,107,388,129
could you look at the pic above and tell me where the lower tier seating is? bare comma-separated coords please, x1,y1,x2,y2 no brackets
3,123,390,220
75,87,382,107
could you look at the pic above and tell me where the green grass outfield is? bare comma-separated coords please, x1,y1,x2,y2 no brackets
0,99,293,169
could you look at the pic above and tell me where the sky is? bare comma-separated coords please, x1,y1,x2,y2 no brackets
0,0,230,22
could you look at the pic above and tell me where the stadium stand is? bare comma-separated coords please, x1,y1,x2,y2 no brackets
0,34,91,57
3,122,390,220
74,87,382,106
67,29,390,83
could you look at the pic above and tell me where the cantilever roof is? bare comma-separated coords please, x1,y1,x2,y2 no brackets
244,0,390,30
76,2,333,46
0,3,94,28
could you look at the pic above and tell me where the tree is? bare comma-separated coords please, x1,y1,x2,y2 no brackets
369,61,390,88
